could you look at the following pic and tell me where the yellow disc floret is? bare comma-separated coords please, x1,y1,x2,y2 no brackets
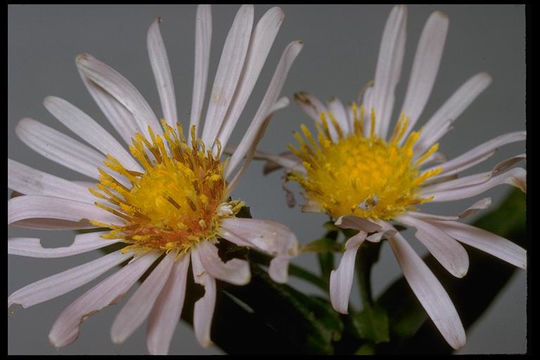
89,121,242,254
288,104,441,220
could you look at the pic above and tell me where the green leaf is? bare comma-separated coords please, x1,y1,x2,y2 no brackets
350,303,390,344
375,189,526,353
302,236,343,253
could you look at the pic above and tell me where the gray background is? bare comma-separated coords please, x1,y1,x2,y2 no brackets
8,4,526,355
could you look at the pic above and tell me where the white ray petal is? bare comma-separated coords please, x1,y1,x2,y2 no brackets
76,53,162,139
415,73,493,153
329,231,366,314
43,96,141,172
15,118,105,179
201,5,254,147
388,231,466,350
8,195,122,229
217,6,285,150
8,249,133,309
147,18,178,128
327,97,351,134
430,220,526,269
334,215,382,233
399,11,448,142
196,241,250,285
191,249,217,347
189,5,212,140
226,40,303,178
371,5,407,138
8,159,95,203
49,252,159,348
111,252,176,344
8,232,120,258
147,255,190,355
397,214,469,278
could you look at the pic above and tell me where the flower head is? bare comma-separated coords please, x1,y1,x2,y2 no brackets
265,5,526,350
8,5,302,355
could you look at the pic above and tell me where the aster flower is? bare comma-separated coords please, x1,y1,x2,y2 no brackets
259,5,526,349
8,5,302,355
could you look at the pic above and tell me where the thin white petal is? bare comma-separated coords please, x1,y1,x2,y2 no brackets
8,195,122,229
8,249,133,309
429,220,526,269
329,232,366,314
8,159,95,203
42,96,141,172
397,214,469,278
268,255,293,283
407,197,492,222
111,252,175,344
76,53,162,140
147,255,190,355
388,232,466,349
226,40,303,178
220,217,299,258
371,5,407,138
197,241,250,285
217,6,285,150
147,18,178,127
427,167,526,202
400,11,448,141
15,118,105,179
79,67,138,145
201,5,254,147
415,73,493,153
49,252,159,348
8,232,120,258
189,4,212,141
327,97,351,134
424,131,526,181
334,215,382,233
191,249,217,347
294,91,328,124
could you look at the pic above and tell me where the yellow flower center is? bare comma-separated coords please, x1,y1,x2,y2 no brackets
90,121,243,253
288,104,441,220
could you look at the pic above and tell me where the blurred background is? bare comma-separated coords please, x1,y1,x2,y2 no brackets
8,4,526,355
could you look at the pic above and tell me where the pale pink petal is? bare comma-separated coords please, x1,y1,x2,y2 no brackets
76,53,162,140
388,231,466,349
220,217,299,258
407,197,492,222
147,255,190,355
225,40,303,178
8,195,122,229
8,232,120,258
371,5,407,138
111,251,176,344
196,241,250,285
201,5,254,147
492,153,526,174
293,91,328,126
415,73,493,154
8,249,133,309
191,249,217,347
397,214,469,278
429,220,526,269
268,255,294,283
424,132,525,181
42,96,141,172
334,215,382,233
421,171,493,195
225,97,290,193
427,167,526,202
189,4,212,141
329,231,366,314
8,159,95,204
217,6,285,150
79,67,138,145
327,97,351,134
49,252,159,348
246,149,304,175
15,118,105,179
147,18,178,128
399,11,448,142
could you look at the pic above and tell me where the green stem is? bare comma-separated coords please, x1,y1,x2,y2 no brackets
355,241,382,310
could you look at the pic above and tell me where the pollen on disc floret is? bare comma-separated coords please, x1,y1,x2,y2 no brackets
89,120,243,254
288,105,441,220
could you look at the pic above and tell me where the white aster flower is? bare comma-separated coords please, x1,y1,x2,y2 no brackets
261,5,526,350
8,5,302,355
